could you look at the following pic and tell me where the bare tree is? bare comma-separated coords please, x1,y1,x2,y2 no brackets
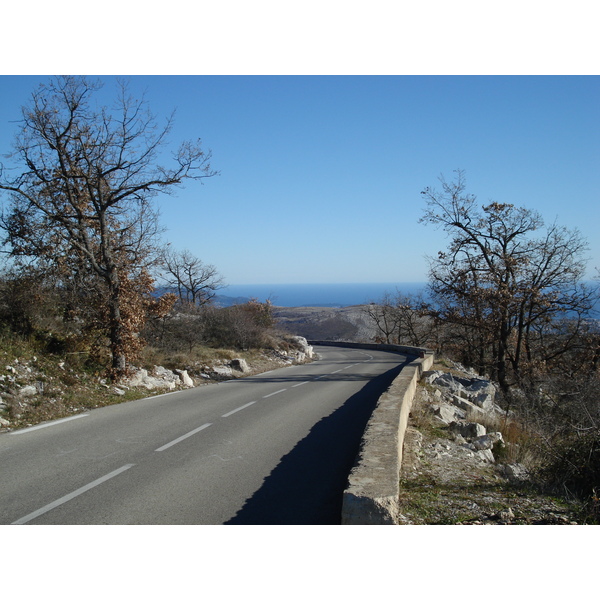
0,76,216,378
160,247,224,306
363,293,399,343
420,170,597,394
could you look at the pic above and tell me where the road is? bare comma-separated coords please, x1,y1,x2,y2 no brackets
0,346,408,525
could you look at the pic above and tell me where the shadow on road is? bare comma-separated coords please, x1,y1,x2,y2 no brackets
224,360,408,525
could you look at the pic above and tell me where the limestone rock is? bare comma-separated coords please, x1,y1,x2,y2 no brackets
18,385,38,397
471,432,504,451
497,462,530,483
122,367,177,391
450,394,486,417
175,369,195,387
292,336,314,359
433,402,465,424
472,392,495,411
448,421,487,440
498,507,515,521
476,448,496,463
230,358,250,373
211,365,233,379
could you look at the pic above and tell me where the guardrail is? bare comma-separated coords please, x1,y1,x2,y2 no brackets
309,341,435,524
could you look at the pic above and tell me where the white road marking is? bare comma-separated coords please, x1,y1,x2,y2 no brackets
331,369,343,374
10,413,89,435
221,402,256,418
155,423,212,452
11,463,135,525
263,389,287,398
292,381,309,388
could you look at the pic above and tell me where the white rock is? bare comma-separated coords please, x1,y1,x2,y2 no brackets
497,463,530,483
18,385,38,397
122,368,176,391
477,448,496,463
175,369,194,387
449,421,487,440
450,394,486,417
212,366,233,378
230,358,250,373
433,403,465,424
472,432,504,451
292,336,314,359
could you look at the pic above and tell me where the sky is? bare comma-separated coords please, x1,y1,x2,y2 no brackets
1,74,597,286
0,3,599,290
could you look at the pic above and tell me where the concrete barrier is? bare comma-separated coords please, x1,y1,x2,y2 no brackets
309,341,434,525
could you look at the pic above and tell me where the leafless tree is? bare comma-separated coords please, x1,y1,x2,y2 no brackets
160,247,224,306
363,293,399,343
0,76,217,378
420,170,598,394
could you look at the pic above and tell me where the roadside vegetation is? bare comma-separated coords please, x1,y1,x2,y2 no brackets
0,76,308,432
366,171,600,523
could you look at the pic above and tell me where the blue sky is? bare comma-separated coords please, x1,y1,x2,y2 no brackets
0,75,598,286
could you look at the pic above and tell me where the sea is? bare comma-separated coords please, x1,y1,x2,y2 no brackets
217,282,428,308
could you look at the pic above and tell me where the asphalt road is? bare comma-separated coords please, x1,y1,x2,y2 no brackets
1,346,409,525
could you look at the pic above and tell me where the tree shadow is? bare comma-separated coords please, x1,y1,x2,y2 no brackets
224,360,408,525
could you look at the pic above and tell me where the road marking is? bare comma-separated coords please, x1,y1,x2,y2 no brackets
11,463,135,525
221,402,256,418
331,369,343,374
155,423,212,452
10,413,89,435
263,389,287,398
292,381,309,388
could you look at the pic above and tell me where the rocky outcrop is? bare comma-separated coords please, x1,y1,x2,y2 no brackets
121,366,195,391
291,336,314,360
421,367,528,479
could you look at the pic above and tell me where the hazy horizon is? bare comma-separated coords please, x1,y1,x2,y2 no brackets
219,281,429,307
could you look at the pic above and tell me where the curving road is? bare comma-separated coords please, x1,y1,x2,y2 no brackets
1,346,409,525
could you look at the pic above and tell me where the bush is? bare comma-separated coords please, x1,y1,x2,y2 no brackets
536,430,600,522
142,299,279,353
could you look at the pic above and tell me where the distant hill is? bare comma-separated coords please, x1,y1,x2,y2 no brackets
273,305,377,343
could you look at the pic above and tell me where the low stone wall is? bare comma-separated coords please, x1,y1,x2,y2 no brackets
309,341,434,525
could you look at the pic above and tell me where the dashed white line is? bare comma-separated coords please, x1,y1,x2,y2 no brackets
11,463,135,525
292,381,309,388
155,423,212,452
221,402,256,417
263,389,287,398
10,413,89,435
331,369,343,374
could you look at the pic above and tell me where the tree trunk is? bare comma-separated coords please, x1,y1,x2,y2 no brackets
107,277,127,380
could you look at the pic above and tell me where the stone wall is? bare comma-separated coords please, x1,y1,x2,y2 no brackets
309,341,434,524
